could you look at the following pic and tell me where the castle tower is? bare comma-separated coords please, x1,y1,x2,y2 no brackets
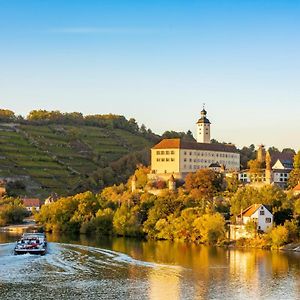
265,151,273,184
168,175,176,191
131,175,137,192
196,106,211,143
257,144,266,164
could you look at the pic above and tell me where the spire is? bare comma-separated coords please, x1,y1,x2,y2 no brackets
201,103,207,117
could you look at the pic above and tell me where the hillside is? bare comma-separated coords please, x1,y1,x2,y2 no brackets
0,122,154,198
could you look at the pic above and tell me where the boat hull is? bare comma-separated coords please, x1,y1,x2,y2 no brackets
14,248,47,255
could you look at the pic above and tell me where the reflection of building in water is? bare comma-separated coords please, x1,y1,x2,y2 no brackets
148,267,182,300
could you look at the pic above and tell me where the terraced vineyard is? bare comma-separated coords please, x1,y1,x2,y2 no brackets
0,123,153,198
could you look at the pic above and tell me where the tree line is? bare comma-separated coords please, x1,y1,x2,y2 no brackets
35,166,300,248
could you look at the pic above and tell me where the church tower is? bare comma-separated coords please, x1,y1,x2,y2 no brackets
196,106,211,143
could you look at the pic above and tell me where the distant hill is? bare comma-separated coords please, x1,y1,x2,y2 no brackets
0,119,157,198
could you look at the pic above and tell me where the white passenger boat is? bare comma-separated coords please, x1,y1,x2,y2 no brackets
14,233,47,255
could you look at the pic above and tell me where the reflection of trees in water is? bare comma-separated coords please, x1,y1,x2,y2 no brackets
9,232,300,299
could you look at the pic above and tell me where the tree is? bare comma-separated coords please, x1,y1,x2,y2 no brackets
185,169,223,200
268,146,280,153
288,151,300,188
140,124,147,134
238,144,256,169
293,151,300,169
0,109,16,122
128,165,150,189
294,198,300,216
270,225,288,249
193,213,225,245
248,159,263,174
225,175,240,193
230,186,261,216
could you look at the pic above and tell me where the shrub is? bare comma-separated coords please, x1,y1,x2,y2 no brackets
270,225,289,249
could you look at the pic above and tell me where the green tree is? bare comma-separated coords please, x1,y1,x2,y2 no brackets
193,213,226,245
270,225,289,249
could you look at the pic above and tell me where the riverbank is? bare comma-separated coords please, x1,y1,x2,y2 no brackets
281,242,300,252
0,218,39,233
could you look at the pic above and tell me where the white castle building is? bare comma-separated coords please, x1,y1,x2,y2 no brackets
149,108,240,180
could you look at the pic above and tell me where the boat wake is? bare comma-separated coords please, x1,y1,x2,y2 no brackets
0,242,184,299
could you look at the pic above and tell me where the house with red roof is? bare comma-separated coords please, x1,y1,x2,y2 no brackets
230,204,273,240
22,198,41,212
293,182,300,196
237,204,273,232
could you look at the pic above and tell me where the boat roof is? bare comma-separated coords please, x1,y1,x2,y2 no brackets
23,233,45,237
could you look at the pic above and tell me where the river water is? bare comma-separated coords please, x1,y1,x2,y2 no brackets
0,232,300,300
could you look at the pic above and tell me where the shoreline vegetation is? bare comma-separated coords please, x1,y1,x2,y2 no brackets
33,166,300,251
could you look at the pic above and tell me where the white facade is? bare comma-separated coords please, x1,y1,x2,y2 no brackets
196,109,211,143
196,122,210,143
150,143,240,181
179,149,240,173
242,205,273,232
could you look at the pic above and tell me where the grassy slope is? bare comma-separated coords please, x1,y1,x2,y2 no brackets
0,123,152,198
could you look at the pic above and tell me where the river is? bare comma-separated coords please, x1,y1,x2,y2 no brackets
0,232,300,299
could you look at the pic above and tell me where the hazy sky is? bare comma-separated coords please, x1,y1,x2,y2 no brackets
0,0,299,150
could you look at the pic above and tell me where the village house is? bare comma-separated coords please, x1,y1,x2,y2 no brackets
238,145,294,188
22,198,41,212
230,204,273,240
149,108,240,181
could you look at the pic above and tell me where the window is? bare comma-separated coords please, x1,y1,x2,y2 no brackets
184,151,187,155
161,151,165,155
157,158,160,162
189,152,192,155
166,158,169,162
260,210,265,215
166,151,170,155
266,218,271,223
161,158,165,162
157,151,160,155
171,158,175,162
184,158,187,162
171,151,175,155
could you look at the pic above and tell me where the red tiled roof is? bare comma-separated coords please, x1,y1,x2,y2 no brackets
242,204,261,217
22,198,40,207
152,138,238,153
293,182,300,191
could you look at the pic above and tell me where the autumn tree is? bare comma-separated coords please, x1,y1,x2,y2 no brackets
288,151,300,188
185,169,223,200
0,109,16,122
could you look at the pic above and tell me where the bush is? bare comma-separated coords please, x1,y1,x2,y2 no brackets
270,225,289,249
193,213,226,245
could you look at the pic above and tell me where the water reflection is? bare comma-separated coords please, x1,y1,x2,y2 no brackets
1,232,300,300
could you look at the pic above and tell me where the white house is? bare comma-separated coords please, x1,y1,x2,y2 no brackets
238,204,273,232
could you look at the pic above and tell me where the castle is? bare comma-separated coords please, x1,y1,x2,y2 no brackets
149,108,240,181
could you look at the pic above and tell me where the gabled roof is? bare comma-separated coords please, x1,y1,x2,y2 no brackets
241,204,272,217
22,198,40,207
152,138,238,153
270,152,294,169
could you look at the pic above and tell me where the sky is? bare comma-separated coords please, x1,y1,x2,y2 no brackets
0,0,299,150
